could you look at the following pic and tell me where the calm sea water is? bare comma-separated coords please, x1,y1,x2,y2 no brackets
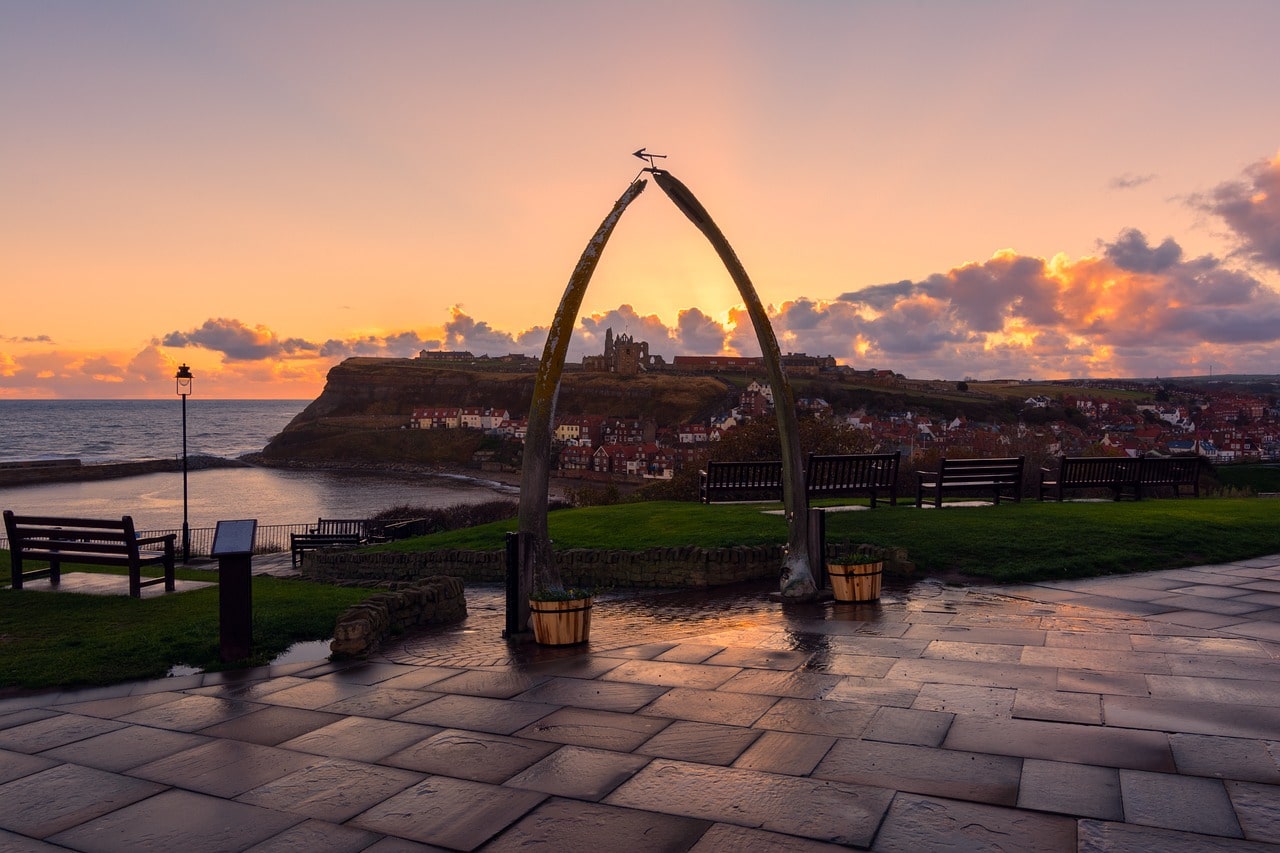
0,400,518,529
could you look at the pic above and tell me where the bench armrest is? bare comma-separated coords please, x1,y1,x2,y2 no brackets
136,534,177,546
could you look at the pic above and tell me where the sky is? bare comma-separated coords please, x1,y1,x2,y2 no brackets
3,0,1280,399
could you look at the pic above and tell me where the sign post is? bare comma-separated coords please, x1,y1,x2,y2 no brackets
212,519,257,662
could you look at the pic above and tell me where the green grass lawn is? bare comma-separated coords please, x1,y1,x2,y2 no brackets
5,496,1279,692
378,497,1280,583
0,567,374,692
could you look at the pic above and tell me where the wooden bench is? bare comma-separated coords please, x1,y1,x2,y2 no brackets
1040,455,1202,500
1039,456,1141,501
915,456,1025,508
3,510,175,598
700,452,902,505
311,518,368,536
290,532,363,567
805,452,901,507
1135,456,1202,499
699,460,784,503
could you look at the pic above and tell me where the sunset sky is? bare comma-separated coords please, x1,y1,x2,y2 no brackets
4,1,1280,399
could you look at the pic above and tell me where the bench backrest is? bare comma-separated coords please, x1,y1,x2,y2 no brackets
4,512,142,559
1138,456,1200,485
703,460,783,488
314,518,367,536
1059,457,1140,484
807,452,900,492
937,457,1024,481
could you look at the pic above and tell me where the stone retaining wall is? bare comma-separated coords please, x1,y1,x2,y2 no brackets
329,575,466,658
303,545,789,589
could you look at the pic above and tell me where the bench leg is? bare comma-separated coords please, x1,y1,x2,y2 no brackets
129,565,141,599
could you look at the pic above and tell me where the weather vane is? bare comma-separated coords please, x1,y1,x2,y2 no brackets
632,147,667,171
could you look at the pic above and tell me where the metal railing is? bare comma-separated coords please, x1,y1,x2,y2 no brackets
1,522,315,557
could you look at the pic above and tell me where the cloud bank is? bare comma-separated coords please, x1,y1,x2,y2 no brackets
5,151,1280,397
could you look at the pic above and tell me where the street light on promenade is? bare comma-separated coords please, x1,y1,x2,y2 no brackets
175,364,193,563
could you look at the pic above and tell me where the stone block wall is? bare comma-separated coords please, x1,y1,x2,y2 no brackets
303,544,789,589
330,575,466,658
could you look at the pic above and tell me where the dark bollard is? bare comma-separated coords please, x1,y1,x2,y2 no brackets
504,531,521,638
212,520,257,662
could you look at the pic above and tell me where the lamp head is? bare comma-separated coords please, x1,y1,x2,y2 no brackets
175,363,193,397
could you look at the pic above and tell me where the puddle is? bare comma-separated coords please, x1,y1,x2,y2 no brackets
166,638,333,677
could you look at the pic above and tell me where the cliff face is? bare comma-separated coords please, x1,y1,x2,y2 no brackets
261,357,736,465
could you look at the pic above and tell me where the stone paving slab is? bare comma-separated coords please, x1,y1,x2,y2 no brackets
2,557,1280,849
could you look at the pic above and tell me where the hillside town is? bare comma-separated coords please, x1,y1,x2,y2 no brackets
408,382,1280,482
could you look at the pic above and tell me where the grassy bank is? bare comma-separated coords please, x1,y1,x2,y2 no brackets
0,569,374,692
377,497,1280,583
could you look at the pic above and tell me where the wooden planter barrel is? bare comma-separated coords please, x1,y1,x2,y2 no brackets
828,561,883,603
529,597,592,645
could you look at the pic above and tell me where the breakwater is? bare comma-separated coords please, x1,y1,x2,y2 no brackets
0,456,249,488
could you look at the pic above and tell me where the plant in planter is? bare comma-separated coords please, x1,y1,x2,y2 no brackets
528,585,593,646
827,546,885,603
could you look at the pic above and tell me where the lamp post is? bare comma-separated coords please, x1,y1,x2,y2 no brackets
175,364,193,563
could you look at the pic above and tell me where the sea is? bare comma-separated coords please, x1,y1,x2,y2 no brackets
0,400,519,531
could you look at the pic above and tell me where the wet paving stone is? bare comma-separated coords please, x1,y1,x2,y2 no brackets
117,695,265,732
718,667,844,699
1077,818,1280,852
393,692,558,734
872,792,1077,852
511,676,668,713
485,797,710,852
922,639,1025,663
1121,769,1243,837
605,758,893,847
382,729,559,783
1044,630,1135,650
731,730,836,776
427,669,550,698
600,659,741,690
51,691,186,719
1012,688,1104,724
39,724,210,771
688,822,852,851
0,763,165,838
503,745,652,801
244,818,382,853
237,756,422,822
1103,695,1280,740
701,646,813,670
0,713,125,754
824,675,922,708
313,687,441,719
1226,780,1280,844
945,715,1176,771
131,738,319,797
640,686,778,727
278,716,441,764
245,680,373,711
1168,733,1280,784
636,720,763,765
1017,758,1123,819
1056,667,1151,697
910,682,1014,716
814,737,1022,805
861,705,954,746
47,787,302,852
752,696,876,738
808,651,896,677
0,748,58,784
197,705,346,745
887,657,1060,690
351,774,546,850
515,707,672,751
654,643,726,663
